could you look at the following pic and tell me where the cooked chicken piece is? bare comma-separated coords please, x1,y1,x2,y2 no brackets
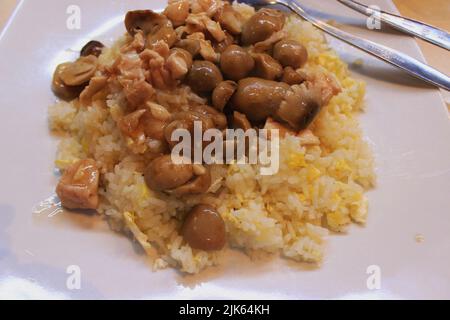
166,48,193,80
302,69,342,106
117,53,146,82
154,69,175,89
191,0,224,16
164,0,190,27
186,13,226,42
253,30,287,53
139,46,179,89
143,42,171,61
117,48,168,94
214,3,243,35
139,48,165,69
56,159,100,210
147,102,172,121
80,76,108,106
118,109,147,139
297,129,321,146
187,32,219,62
122,79,155,107
121,31,146,53
204,18,227,42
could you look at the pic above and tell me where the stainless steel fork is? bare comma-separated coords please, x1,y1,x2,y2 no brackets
237,0,450,91
337,0,450,51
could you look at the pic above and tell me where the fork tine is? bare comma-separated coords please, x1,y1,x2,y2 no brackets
279,0,450,90
337,0,450,50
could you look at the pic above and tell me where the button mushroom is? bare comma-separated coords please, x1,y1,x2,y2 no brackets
52,63,84,100
182,204,226,251
241,8,286,45
56,159,100,210
80,40,104,57
252,53,283,81
125,10,171,36
59,55,98,86
190,105,228,130
165,110,215,149
144,155,194,192
220,45,255,81
213,31,236,54
141,111,170,143
212,80,237,112
171,167,211,195
273,39,308,69
275,88,321,131
147,25,178,49
186,60,223,93
232,111,252,131
164,119,193,149
144,155,211,195
281,66,305,85
232,77,290,123
233,77,325,130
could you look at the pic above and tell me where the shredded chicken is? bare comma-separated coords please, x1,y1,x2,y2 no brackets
117,53,146,81
79,76,108,106
254,30,287,53
139,46,177,89
121,31,146,53
187,32,219,62
186,13,226,42
139,48,166,69
147,102,172,121
56,159,100,209
123,78,155,107
164,0,190,27
166,51,190,80
190,0,224,17
117,106,170,154
117,46,172,93
214,3,243,35
300,68,342,106
118,109,147,139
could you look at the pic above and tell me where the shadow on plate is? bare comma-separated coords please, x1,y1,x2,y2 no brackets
0,204,103,299
349,62,436,89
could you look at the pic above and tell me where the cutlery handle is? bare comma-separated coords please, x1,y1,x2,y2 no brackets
282,0,450,91
337,0,450,51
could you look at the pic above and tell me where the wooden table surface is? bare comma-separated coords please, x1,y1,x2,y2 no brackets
1,0,449,104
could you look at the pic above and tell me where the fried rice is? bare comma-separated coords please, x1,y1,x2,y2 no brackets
48,1,375,274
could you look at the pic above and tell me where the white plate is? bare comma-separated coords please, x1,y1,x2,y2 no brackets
0,0,449,300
